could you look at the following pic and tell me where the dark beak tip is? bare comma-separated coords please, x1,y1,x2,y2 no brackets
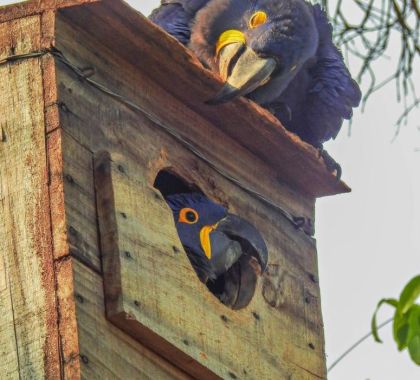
205,92,233,106
205,83,241,106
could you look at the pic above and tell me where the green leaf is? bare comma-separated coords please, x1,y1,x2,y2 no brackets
394,316,410,351
408,336,420,365
398,275,420,314
407,305,420,365
371,298,398,343
371,276,420,366
393,307,412,350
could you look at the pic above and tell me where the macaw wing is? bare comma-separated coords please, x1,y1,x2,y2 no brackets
149,0,209,45
303,5,362,144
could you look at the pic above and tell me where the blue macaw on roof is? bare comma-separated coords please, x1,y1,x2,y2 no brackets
150,0,361,175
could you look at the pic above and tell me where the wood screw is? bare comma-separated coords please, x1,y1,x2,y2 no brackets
68,226,77,236
65,174,75,184
154,193,162,201
309,273,318,283
81,355,89,364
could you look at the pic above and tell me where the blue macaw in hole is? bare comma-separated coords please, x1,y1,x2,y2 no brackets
166,192,268,309
150,0,361,176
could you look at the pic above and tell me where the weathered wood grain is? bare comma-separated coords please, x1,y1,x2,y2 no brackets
47,124,100,274
0,0,99,24
72,258,193,380
94,150,325,379
52,14,319,273
0,1,334,378
55,57,314,264
0,14,40,59
0,259,20,380
0,15,60,379
58,0,350,197
51,7,327,378
48,130,195,379
55,12,316,217
55,256,82,379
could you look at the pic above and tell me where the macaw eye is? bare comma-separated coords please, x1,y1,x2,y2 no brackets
179,208,199,224
249,11,267,29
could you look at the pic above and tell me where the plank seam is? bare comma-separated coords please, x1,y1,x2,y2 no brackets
41,36,66,379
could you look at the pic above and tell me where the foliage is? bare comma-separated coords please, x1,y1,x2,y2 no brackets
319,0,420,129
371,275,420,365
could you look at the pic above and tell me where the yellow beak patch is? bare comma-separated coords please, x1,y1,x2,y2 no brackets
200,223,219,259
215,29,246,56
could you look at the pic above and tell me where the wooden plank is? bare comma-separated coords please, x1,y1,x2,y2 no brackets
55,13,316,220
63,132,100,272
0,15,60,379
55,256,82,379
53,12,326,377
0,257,20,380
54,254,193,380
0,14,40,58
0,0,100,24
47,127,100,274
94,151,325,379
51,13,319,272
55,57,317,270
72,258,193,380
49,127,185,379
58,0,350,198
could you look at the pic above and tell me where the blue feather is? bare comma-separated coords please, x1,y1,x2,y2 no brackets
149,0,209,44
150,0,362,146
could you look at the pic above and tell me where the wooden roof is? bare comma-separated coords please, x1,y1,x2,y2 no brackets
1,0,350,197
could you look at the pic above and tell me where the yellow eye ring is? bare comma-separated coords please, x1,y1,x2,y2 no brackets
179,208,199,224
249,11,268,29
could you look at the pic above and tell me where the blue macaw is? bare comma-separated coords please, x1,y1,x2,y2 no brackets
165,192,268,309
150,0,361,173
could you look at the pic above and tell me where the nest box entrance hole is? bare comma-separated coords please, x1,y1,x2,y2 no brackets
153,169,202,197
153,169,260,310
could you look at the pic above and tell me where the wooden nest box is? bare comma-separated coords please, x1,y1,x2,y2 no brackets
0,1,349,379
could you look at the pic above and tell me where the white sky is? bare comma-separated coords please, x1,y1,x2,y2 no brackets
1,0,419,378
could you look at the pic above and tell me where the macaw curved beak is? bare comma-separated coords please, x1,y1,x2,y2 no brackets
201,213,268,309
206,39,277,105
199,213,268,272
198,213,268,309
217,214,268,271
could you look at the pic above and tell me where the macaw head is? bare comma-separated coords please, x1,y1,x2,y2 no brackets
189,0,319,104
166,192,268,309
